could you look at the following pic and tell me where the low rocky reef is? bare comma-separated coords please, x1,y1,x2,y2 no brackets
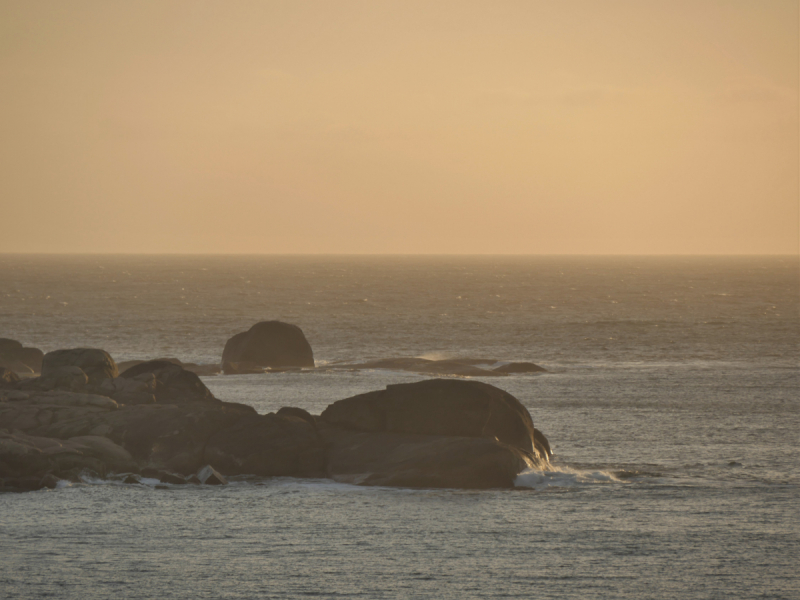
1,348,551,493
1,323,548,379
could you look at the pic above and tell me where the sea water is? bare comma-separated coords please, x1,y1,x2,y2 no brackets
0,255,798,599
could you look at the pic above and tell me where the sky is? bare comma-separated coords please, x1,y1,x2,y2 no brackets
1,0,797,254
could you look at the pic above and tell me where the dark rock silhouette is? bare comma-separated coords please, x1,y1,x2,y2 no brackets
276,406,317,427
318,423,533,489
0,339,22,358
0,339,45,374
222,321,314,373
42,349,118,385
119,360,217,404
204,412,325,477
321,378,539,454
117,358,220,377
318,379,549,489
0,429,137,489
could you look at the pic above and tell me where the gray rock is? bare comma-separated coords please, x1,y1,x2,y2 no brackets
0,340,45,374
204,412,325,477
35,366,89,392
42,349,118,385
119,361,217,404
18,347,44,373
0,338,23,359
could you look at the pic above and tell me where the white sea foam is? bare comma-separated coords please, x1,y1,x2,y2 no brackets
515,466,622,490
416,351,457,361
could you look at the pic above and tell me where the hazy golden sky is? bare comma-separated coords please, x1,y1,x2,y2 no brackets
1,0,797,254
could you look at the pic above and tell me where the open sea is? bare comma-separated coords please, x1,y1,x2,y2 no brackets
1,254,798,599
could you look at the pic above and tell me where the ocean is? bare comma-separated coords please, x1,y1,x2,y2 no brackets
1,255,798,599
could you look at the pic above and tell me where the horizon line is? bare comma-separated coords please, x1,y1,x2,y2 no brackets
1,251,798,258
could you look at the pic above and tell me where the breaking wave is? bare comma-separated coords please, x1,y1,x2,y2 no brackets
515,465,624,490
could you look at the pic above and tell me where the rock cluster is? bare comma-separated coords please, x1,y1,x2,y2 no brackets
2,345,552,493
0,338,45,375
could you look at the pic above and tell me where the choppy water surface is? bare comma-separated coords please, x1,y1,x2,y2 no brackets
1,255,798,599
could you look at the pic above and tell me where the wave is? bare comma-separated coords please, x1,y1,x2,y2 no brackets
515,465,624,490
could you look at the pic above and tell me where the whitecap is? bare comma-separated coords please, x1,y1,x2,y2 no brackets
515,466,622,490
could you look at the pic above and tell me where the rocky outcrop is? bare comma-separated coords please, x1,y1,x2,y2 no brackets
0,429,137,487
0,338,44,374
1,349,552,492
41,348,118,384
204,412,325,477
119,360,217,404
318,423,533,489
222,321,314,373
319,379,550,489
321,379,540,454
117,358,220,377
0,387,255,475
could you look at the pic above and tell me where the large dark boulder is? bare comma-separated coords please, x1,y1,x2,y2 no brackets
0,339,44,373
321,379,539,455
0,389,257,475
0,338,23,360
222,321,314,372
119,360,216,404
42,349,118,385
318,423,533,489
318,379,550,489
204,412,325,477
0,430,137,483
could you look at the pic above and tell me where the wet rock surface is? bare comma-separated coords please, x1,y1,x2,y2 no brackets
119,360,218,404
